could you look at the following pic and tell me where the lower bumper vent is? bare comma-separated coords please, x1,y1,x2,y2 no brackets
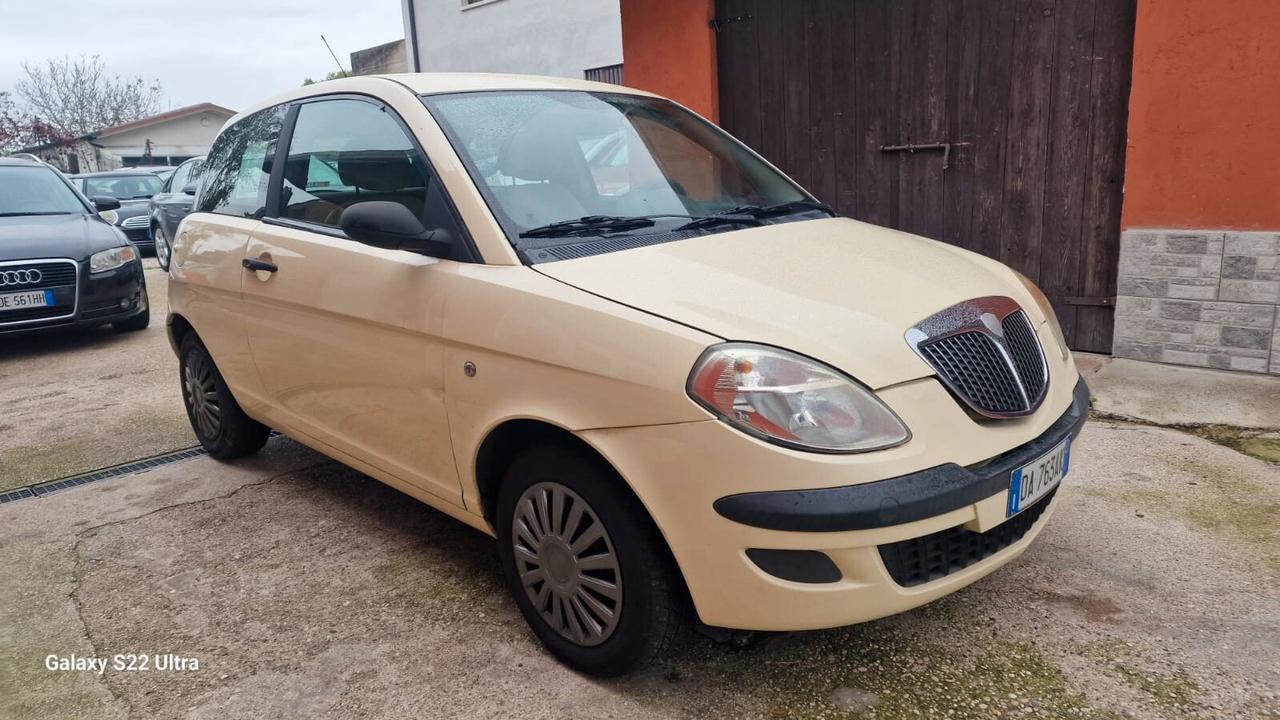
878,487,1057,587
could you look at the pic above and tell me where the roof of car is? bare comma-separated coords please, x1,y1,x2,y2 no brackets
70,169,167,178
226,73,658,128
0,156,45,166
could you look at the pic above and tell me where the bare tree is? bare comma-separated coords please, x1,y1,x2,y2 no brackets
0,91,23,152
15,55,163,141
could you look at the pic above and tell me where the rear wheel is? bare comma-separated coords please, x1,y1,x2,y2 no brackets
154,224,172,270
179,335,269,459
496,445,683,676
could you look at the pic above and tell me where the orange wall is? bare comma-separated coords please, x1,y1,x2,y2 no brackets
1123,0,1280,229
620,0,719,122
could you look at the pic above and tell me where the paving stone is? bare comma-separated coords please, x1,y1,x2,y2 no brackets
1220,279,1280,304
1224,231,1280,256
1220,326,1272,350
1221,255,1258,279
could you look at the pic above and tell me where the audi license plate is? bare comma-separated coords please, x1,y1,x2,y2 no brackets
1007,439,1070,517
0,289,52,311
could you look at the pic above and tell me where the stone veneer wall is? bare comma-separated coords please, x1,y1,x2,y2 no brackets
1113,230,1280,374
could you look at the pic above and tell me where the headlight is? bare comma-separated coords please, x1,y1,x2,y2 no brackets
1013,270,1069,361
687,343,910,453
89,246,137,274
99,209,119,224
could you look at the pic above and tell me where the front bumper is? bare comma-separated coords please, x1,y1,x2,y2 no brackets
121,224,155,250
579,369,1087,631
0,258,147,335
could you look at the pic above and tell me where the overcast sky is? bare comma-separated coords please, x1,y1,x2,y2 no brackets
0,0,405,112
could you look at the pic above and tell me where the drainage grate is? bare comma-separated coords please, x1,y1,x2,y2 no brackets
0,445,208,505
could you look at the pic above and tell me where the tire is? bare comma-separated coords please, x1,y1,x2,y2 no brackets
496,444,683,676
154,223,172,270
112,291,150,332
179,334,270,459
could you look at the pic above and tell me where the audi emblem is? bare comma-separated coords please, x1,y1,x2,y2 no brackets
0,269,43,287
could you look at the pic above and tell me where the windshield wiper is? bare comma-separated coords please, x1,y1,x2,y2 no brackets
720,200,837,219
0,211,77,217
519,214,695,239
676,200,835,233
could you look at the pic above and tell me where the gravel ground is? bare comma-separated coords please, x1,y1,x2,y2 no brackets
0,421,1276,719
0,260,194,492
0,280,1277,718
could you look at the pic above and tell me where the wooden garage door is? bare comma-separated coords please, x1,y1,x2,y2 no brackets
715,0,1136,353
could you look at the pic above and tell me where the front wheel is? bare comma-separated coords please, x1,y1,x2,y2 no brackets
496,445,683,676
179,335,270,459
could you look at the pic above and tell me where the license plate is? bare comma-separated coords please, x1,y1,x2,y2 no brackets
0,289,53,311
1007,439,1070,516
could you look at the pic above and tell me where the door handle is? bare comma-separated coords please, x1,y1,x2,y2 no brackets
242,258,278,273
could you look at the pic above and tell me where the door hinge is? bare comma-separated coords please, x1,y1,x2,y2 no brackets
710,14,753,32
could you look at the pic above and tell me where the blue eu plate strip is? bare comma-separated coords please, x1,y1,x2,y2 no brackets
1008,468,1024,516
44,289,54,305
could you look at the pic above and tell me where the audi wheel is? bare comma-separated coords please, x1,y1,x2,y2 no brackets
154,224,172,271
496,444,683,677
179,335,270,459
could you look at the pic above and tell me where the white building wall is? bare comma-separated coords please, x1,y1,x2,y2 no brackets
402,0,622,79
96,111,230,164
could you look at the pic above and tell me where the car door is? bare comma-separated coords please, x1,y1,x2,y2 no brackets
155,157,203,238
171,105,286,410
239,96,466,507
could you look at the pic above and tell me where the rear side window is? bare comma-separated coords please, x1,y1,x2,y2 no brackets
280,99,429,229
168,158,204,193
197,106,285,217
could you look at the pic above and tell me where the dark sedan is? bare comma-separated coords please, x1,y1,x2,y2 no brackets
0,158,149,334
147,156,204,270
68,170,164,253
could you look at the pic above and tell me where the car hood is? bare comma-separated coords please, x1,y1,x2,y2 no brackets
116,200,151,219
0,213,128,262
533,217,1038,389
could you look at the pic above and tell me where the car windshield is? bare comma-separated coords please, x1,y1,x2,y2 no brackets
0,166,87,217
82,174,163,200
422,91,813,255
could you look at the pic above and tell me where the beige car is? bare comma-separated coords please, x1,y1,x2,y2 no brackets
167,74,1086,676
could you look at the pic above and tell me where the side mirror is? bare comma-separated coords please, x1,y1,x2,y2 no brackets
182,184,198,196
340,201,452,257
92,196,121,211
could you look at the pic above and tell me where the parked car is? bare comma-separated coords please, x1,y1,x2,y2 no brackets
0,157,149,334
129,164,179,182
147,156,204,269
68,170,164,254
167,75,1086,676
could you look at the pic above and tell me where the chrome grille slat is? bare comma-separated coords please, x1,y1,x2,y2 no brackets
906,297,1050,418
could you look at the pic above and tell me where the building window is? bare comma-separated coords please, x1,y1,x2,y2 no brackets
585,64,624,85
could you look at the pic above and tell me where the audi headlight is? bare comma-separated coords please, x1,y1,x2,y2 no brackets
99,209,119,224
1013,270,1069,361
89,246,137,274
688,343,909,453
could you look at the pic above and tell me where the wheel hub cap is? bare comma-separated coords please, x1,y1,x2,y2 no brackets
183,353,222,439
512,482,623,647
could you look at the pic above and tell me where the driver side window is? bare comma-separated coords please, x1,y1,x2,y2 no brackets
281,99,429,229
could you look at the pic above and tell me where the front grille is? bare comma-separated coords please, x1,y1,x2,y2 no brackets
0,260,78,326
919,331,1026,414
910,300,1050,418
878,487,1057,587
0,261,77,290
121,215,150,228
